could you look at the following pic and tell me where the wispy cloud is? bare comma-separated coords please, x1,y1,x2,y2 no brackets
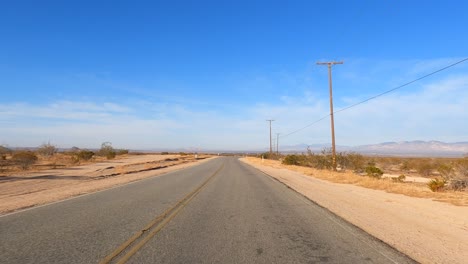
275,74,468,145
1,58,467,150
0,101,132,122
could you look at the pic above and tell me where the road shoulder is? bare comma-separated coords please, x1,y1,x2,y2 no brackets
0,155,217,216
240,157,468,264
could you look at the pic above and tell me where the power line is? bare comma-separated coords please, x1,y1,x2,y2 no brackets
280,57,468,139
334,58,468,114
281,115,329,138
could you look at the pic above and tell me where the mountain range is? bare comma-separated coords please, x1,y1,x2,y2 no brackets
279,141,468,157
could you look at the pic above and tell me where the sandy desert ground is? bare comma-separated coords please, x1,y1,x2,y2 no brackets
240,157,468,264
0,154,215,215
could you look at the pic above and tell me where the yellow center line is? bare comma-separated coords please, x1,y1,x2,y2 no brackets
99,163,224,264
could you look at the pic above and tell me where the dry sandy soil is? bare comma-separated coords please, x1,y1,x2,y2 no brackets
240,157,468,264
0,154,215,215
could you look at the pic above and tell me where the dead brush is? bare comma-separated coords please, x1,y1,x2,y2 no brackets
245,157,468,206
428,178,447,192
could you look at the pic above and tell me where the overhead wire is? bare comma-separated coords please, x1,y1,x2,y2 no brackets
279,57,468,139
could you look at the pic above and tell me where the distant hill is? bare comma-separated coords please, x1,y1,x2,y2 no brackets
353,141,468,156
281,141,468,157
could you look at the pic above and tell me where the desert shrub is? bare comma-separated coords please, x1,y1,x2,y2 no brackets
97,142,116,159
77,150,94,161
417,161,434,177
261,152,282,160
0,147,12,172
448,178,468,191
105,151,116,159
0,145,12,160
365,165,383,178
428,178,446,192
447,159,468,191
37,142,57,157
399,161,410,171
12,151,38,170
282,155,301,165
336,152,349,170
0,160,7,172
306,153,328,169
116,149,129,155
392,174,406,182
437,164,454,179
305,148,333,170
454,158,468,177
375,157,395,171
346,152,366,172
161,152,169,155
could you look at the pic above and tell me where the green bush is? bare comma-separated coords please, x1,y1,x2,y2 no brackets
282,155,300,165
428,178,446,192
12,151,38,170
365,165,383,178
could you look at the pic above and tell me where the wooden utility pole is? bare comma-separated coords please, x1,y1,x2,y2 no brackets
266,119,275,155
276,133,280,155
317,61,343,171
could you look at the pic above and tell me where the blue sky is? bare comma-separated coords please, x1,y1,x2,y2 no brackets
1,0,467,150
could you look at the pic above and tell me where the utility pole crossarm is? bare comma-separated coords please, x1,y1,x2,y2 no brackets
316,61,344,66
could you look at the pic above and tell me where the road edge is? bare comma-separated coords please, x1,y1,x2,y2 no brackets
239,157,419,263
1,156,218,217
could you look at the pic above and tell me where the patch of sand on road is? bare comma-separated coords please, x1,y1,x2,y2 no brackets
0,155,216,215
240,157,468,264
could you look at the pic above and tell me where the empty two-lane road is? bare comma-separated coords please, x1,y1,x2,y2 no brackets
1,157,414,263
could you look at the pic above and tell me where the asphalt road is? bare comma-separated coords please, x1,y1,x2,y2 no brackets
0,157,415,263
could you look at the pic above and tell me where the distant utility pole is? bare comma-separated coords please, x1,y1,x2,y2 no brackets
317,61,343,171
266,119,275,155
276,133,280,155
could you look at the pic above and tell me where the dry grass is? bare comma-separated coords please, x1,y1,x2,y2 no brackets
0,153,130,176
247,157,468,206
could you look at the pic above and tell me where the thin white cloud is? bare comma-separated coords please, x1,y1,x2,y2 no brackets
218,70,465,149
0,101,132,121
0,59,467,150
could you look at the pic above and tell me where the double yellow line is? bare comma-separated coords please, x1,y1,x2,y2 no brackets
99,164,224,264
